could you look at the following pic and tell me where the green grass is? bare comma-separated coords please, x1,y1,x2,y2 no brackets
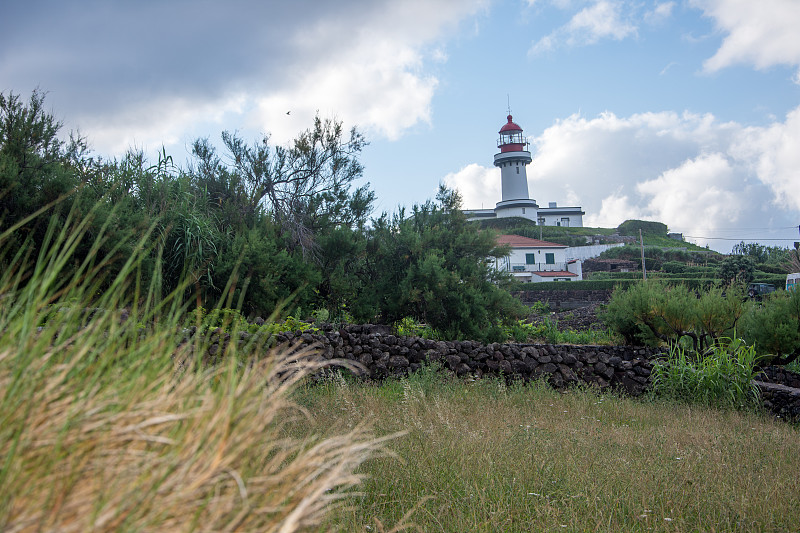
293,371,800,532
651,340,762,409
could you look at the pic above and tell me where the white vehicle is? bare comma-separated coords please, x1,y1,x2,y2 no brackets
787,273,800,291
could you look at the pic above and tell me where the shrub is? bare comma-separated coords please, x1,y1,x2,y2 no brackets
603,280,745,350
617,219,668,236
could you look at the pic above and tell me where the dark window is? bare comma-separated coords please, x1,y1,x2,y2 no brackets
545,253,555,265
526,253,536,264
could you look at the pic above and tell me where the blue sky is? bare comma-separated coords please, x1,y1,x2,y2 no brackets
2,0,799,252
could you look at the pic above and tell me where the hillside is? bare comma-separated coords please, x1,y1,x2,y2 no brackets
474,216,710,251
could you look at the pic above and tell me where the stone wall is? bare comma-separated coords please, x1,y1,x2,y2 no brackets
270,324,660,396
195,324,799,420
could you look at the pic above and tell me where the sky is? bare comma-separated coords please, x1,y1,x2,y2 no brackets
2,0,799,253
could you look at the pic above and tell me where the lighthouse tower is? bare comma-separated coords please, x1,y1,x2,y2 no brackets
493,115,538,218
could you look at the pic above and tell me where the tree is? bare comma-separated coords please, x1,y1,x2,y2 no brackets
0,90,77,237
740,288,800,367
718,255,756,285
731,241,793,266
364,186,522,341
603,280,746,352
189,116,374,256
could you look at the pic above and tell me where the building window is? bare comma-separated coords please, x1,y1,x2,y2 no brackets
545,253,555,265
537,218,545,225
522,208,526,214
561,217,570,227
516,167,519,174
525,253,536,265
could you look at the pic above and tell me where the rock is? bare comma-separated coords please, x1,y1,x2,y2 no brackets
541,363,558,374
446,354,462,369
389,355,410,368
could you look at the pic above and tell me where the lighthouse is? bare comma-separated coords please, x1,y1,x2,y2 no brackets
461,113,585,227
493,115,538,218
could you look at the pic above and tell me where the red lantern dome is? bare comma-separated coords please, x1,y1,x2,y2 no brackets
498,115,527,152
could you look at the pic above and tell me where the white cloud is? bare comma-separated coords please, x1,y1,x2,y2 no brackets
645,1,675,24
448,107,800,251
567,1,637,43
731,107,800,211
81,93,250,157
636,153,744,230
530,0,637,54
585,192,643,227
0,0,487,156
251,41,438,144
443,163,500,209
693,0,800,79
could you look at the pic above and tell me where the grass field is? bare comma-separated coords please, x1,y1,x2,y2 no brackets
293,369,800,532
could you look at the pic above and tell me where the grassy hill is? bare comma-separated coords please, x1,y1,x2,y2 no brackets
474,217,710,251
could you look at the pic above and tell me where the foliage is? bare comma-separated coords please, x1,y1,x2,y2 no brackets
518,279,642,290
393,316,444,340
740,288,800,367
602,281,746,350
650,339,761,409
718,255,756,285
731,241,794,266
365,186,524,342
189,116,374,254
662,260,686,274
617,219,668,237
599,244,720,265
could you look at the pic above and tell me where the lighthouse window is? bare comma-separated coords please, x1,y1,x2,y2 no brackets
516,167,519,174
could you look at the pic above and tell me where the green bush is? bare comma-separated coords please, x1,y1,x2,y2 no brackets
522,280,639,291
602,280,745,349
618,219,668,237
740,287,800,366
662,261,686,274
393,317,443,340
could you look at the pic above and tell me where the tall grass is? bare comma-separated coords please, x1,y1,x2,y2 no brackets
295,369,800,532
651,339,762,409
0,205,392,532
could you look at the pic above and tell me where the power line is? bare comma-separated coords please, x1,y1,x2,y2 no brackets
683,236,798,241
676,226,798,232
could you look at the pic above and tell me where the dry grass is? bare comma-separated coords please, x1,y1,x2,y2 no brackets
295,369,800,532
0,209,394,532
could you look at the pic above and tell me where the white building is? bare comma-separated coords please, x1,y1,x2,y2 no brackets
495,234,582,283
464,114,584,227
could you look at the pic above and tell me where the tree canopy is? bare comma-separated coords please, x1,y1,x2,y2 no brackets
1,89,523,342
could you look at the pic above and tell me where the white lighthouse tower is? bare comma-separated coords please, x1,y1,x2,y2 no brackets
493,115,538,218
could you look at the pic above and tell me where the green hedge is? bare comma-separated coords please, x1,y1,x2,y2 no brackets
528,276,789,292
752,274,789,287
523,280,639,291
526,278,725,291
589,272,720,280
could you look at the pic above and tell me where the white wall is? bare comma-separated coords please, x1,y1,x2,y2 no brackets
507,246,567,267
565,243,624,261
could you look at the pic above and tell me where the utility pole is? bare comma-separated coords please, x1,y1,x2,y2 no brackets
640,229,647,281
